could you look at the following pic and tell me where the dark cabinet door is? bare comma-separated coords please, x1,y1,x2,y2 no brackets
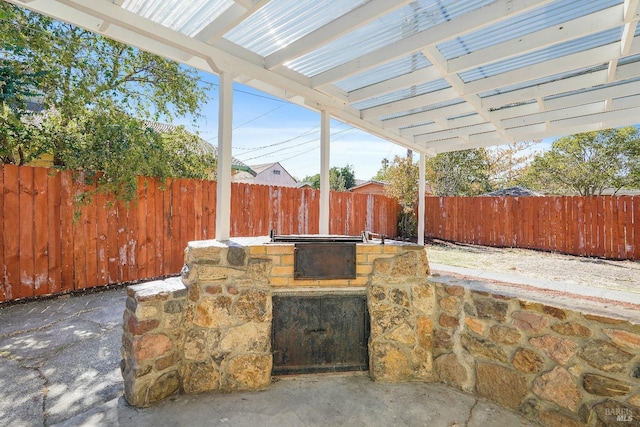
272,294,369,375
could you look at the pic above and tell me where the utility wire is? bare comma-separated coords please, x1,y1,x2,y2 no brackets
234,124,320,154
240,127,355,163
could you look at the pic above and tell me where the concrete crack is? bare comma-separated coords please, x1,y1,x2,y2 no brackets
0,351,50,425
33,365,50,427
0,308,95,339
464,398,479,427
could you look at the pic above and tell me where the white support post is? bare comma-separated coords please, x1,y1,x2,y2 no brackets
319,110,330,234
418,152,426,245
215,71,233,240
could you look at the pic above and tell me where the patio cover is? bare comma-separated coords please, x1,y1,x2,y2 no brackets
8,0,640,239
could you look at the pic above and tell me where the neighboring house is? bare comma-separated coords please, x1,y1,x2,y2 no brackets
349,180,388,195
296,182,314,190
233,162,298,187
349,180,434,196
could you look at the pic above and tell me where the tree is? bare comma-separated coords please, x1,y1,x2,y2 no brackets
385,156,419,238
0,3,211,200
485,141,537,189
0,4,51,165
521,127,640,195
302,164,356,191
37,108,216,201
425,149,491,196
372,158,390,181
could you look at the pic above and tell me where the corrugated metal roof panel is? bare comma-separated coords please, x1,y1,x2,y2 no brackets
438,0,620,60
479,64,609,99
121,0,233,36
335,53,431,92
460,27,622,83
286,0,493,77
380,99,465,121
225,0,366,57
352,79,450,110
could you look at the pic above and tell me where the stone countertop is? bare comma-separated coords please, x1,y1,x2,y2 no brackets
187,236,423,248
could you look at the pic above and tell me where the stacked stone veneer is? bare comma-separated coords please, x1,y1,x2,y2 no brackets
121,237,640,426
121,238,433,407
431,282,640,426
367,248,434,383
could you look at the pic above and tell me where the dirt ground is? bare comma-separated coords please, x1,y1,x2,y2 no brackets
424,239,640,294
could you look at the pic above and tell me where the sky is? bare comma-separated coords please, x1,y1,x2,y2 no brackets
175,72,430,181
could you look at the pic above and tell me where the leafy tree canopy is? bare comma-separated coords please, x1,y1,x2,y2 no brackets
38,107,216,201
485,141,537,189
372,157,390,181
302,164,356,191
425,149,492,196
384,155,419,238
521,127,640,195
0,3,212,200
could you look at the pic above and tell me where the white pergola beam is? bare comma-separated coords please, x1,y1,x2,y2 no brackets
265,0,413,70
465,43,621,96
319,110,330,235
421,44,511,143
382,102,475,129
400,123,441,138
448,5,624,74
428,133,507,153
11,0,640,178
544,79,640,111
348,65,441,104
310,0,556,88
193,0,270,45
550,105,640,129
415,123,496,144
481,70,609,110
501,102,606,129
215,72,233,241
361,87,459,120
418,152,425,246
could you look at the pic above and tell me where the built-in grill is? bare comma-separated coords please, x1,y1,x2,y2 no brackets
269,231,382,280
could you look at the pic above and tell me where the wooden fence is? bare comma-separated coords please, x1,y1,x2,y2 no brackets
425,196,639,260
0,165,400,302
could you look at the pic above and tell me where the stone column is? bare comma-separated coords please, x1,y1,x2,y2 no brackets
366,247,434,382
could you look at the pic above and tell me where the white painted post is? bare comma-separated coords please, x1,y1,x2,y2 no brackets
418,152,426,245
319,110,330,234
215,71,233,240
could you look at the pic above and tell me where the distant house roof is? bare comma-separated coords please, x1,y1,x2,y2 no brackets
233,163,283,181
233,162,297,187
348,180,388,192
481,186,541,197
142,122,253,173
247,163,277,175
296,182,314,189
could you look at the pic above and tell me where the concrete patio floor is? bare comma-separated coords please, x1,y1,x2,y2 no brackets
0,280,545,427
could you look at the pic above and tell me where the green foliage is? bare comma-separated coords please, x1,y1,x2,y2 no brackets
372,158,390,181
0,3,212,202
485,141,537,189
384,156,419,238
425,149,491,196
37,107,216,201
397,210,417,240
0,103,47,165
302,164,356,191
521,127,640,195
0,4,51,165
